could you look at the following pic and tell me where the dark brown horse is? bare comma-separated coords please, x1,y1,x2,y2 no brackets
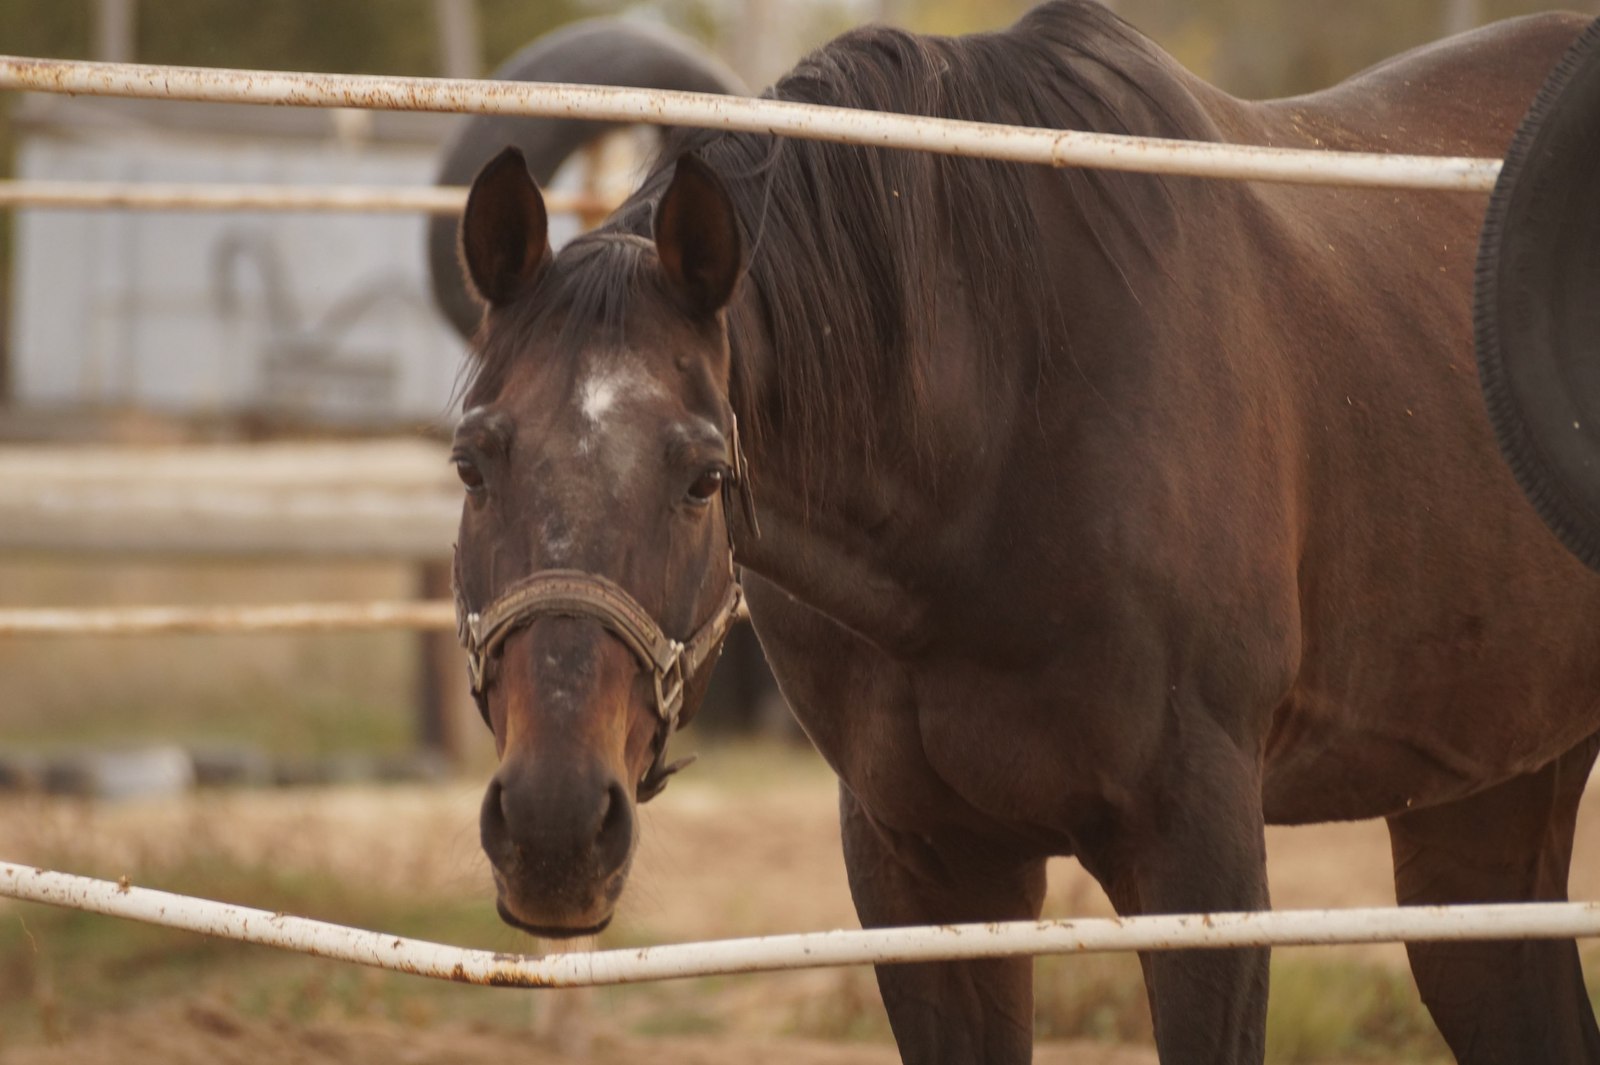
448,4,1600,1061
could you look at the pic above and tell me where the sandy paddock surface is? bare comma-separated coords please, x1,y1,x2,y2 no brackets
0,1002,1163,1065
5,749,1600,1063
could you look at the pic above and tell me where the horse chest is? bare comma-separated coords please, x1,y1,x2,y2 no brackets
749,580,1119,848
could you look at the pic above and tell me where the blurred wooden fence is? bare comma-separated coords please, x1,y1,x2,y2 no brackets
0,440,473,758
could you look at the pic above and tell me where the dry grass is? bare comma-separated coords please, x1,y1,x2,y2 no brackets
0,760,1495,1064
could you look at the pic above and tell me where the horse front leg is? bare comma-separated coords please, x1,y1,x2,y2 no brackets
839,784,1047,1064
1089,720,1271,1065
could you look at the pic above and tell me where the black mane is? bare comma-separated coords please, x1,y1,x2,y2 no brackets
469,1,1209,473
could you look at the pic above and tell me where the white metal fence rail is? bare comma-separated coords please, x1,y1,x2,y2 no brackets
3,861,1598,985
0,602,455,636
0,55,1505,191
0,178,613,215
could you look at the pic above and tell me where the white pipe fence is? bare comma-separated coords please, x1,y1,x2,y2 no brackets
0,601,455,636
0,55,1505,191
3,861,1599,986
0,179,614,215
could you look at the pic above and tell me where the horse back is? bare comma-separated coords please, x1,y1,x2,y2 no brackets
1248,13,1591,156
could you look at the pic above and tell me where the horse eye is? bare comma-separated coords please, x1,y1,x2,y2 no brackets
454,457,485,493
686,468,724,504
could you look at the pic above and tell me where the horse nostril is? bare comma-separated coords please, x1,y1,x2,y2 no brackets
497,779,516,825
480,777,508,847
480,765,632,877
594,780,633,869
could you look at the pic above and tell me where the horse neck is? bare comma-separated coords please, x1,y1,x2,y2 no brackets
725,267,1014,656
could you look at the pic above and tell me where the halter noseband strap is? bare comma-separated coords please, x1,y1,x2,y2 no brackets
458,569,747,802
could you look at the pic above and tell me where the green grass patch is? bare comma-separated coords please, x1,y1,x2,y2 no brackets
783,968,893,1042
0,683,416,758
630,1007,726,1036
1266,952,1448,1063
1035,949,1458,1063
680,736,836,793
0,560,425,758
1035,953,1151,1043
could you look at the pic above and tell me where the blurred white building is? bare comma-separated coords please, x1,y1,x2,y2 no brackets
9,97,472,429
5,0,877,431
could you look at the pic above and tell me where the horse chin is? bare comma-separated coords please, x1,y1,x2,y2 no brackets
495,898,614,940
490,865,628,940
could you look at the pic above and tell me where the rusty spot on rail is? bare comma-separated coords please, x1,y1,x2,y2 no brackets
486,969,555,988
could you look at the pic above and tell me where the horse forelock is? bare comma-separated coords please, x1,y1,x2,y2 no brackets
463,235,657,410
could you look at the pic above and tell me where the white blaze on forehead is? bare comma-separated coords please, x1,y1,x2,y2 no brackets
579,375,621,425
579,359,664,426
575,356,668,481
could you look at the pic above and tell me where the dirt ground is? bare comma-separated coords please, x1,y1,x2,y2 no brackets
6,749,1600,1063
0,1001,1165,1065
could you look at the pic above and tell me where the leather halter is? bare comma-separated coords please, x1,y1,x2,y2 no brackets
454,417,757,803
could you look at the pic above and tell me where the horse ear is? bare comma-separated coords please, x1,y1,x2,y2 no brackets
459,146,550,309
654,153,742,316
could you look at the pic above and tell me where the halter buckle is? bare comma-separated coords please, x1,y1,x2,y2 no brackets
465,611,486,694
653,640,687,728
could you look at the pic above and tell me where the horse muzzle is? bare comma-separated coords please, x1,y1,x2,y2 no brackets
480,751,636,937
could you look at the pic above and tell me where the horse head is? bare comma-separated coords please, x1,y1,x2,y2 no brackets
451,146,748,936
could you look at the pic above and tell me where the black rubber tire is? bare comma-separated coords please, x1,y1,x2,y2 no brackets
426,19,746,338
1475,16,1600,572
